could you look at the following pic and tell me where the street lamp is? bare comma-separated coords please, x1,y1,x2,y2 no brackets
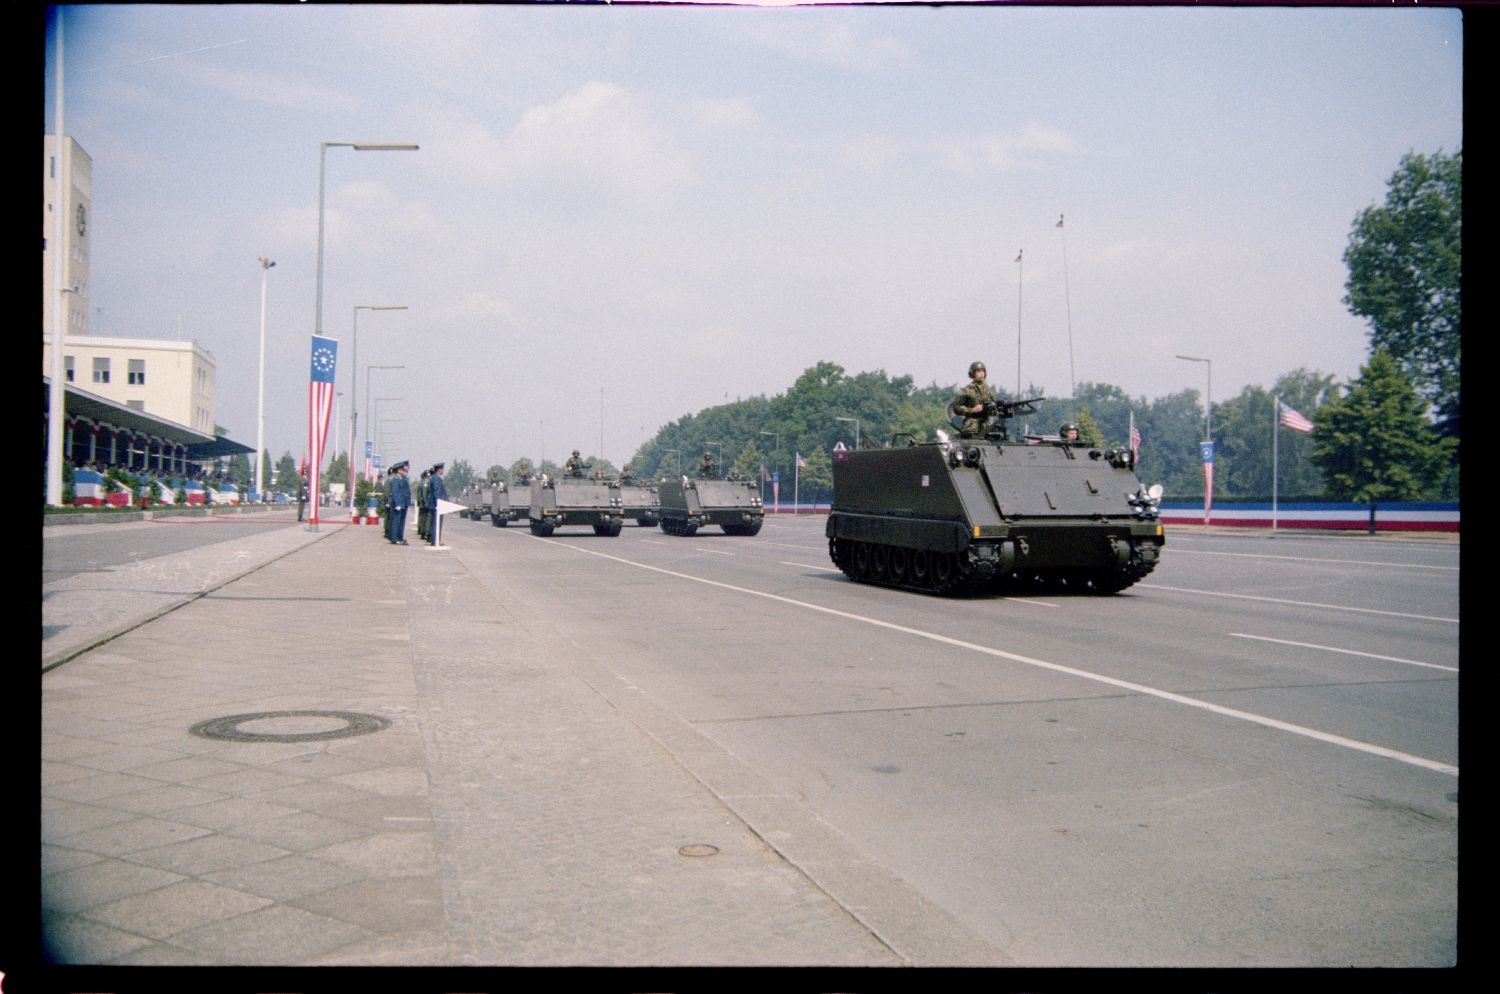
255,257,275,498
348,306,406,512
314,141,419,337
835,416,860,451
366,364,404,477
758,431,780,504
1175,354,1213,441
373,397,400,471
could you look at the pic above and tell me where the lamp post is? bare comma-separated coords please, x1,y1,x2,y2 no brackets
255,257,275,498
373,397,400,473
365,364,404,478
348,306,406,513
314,141,419,338
835,416,860,451
1177,353,1214,525
1175,354,1212,442
759,431,780,505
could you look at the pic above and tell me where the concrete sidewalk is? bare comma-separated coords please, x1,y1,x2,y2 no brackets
39,519,983,967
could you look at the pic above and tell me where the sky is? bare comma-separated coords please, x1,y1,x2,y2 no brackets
43,3,1463,474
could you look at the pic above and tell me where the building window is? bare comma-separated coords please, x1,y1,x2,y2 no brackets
64,355,74,382
128,359,146,385
92,357,110,384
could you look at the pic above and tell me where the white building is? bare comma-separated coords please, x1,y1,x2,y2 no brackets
43,134,91,337
41,335,217,435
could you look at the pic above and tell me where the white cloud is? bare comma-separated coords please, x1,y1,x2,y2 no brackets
746,20,914,72
938,123,1078,174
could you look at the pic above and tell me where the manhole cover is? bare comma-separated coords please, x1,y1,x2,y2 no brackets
189,710,390,743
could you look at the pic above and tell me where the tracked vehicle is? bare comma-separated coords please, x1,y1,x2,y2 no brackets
488,480,524,527
827,400,1163,594
658,475,764,536
527,476,624,536
617,481,662,527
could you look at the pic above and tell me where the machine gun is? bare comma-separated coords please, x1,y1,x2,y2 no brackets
946,395,1047,440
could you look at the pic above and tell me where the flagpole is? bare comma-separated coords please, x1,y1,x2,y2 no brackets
1057,215,1075,421
1015,249,1023,397
1272,397,1280,532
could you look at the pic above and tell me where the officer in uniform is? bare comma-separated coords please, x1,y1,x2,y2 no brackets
427,463,448,545
387,462,411,544
953,361,998,438
1060,423,1080,443
565,450,586,477
698,451,717,478
416,469,431,541
619,464,635,486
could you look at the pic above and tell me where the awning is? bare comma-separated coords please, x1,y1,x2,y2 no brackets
43,377,248,458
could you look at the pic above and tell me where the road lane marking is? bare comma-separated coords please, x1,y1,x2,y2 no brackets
1168,548,1458,571
534,538,1458,777
1143,583,1458,624
695,547,735,556
782,560,842,573
1229,633,1457,673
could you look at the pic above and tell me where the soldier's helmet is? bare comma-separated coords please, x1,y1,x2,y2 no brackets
1061,423,1079,437
572,450,580,457
969,361,986,377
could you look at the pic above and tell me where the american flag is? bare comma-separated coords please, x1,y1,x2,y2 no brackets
1015,249,1023,263
1056,215,1064,228
762,464,770,482
307,335,338,523
1129,413,1141,463
796,452,806,468
1278,399,1314,433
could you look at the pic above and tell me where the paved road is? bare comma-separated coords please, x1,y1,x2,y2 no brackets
36,511,1458,971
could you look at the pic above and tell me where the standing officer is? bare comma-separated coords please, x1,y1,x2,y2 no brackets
416,469,432,542
387,462,411,545
953,361,998,438
427,463,449,545
698,451,717,478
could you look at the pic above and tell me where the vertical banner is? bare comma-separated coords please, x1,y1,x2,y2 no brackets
307,335,339,527
1199,440,1214,525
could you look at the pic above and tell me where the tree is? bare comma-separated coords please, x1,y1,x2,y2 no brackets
1072,409,1105,447
795,445,833,507
275,452,298,490
508,457,535,483
1343,149,1461,419
485,464,508,483
1311,351,1454,531
446,459,475,492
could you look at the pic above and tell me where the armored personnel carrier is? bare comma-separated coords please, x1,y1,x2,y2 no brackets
459,482,490,521
658,474,764,536
489,476,531,527
527,476,624,536
826,399,1163,594
616,480,662,527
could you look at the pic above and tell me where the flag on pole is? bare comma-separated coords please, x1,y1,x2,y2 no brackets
761,464,770,482
1015,249,1023,263
795,452,806,468
1200,441,1214,525
307,335,338,525
1129,412,1141,463
1278,399,1314,433
1056,214,1064,228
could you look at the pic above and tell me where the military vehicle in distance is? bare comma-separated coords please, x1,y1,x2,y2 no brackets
527,475,624,536
459,482,490,521
826,399,1163,594
617,480,662,528
488,480,525,527
658,474,764,536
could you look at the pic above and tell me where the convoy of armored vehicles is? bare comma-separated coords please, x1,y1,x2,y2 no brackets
444,396,1164,596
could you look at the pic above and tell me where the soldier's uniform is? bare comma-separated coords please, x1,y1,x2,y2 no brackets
954,361,998,438
416,471,431,541
565,451,585,478
698,453,717,478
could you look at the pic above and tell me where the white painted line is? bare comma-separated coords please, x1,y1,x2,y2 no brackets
1168,548,1458,571
781,560,842,573
537,538,1458,777
695,547,735,556
1229,633,1458,674
1143,583,1458,624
